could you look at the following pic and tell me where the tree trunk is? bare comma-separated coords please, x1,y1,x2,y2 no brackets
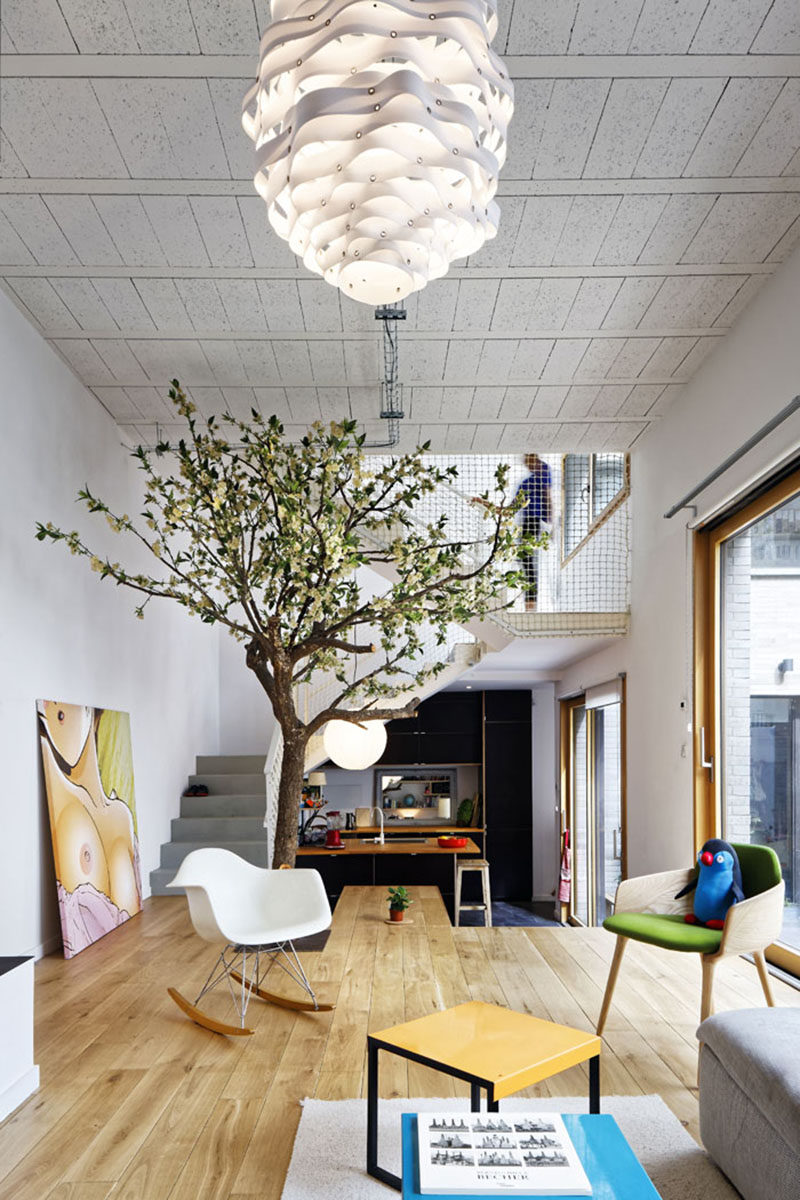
272,732,307,868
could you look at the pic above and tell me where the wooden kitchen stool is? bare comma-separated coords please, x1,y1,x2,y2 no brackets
455,858,492,927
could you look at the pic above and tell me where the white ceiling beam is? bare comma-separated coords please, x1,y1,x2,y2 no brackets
3,53,799,78
71,373,694,388
44,328,728,342
0,264,777,280
110,415,651,427
2,177,798,196
98,384,666,396
496,179,800,198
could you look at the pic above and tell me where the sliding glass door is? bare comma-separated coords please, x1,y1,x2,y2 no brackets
595,700,623,922
562,688,625,925
570,703,589,924
696,472,800,970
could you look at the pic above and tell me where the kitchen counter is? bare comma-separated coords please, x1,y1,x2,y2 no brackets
335,825,484,837
297,836,481,856
294,837,482,922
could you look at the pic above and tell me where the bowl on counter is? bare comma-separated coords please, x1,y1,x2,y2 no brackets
437,836,467,848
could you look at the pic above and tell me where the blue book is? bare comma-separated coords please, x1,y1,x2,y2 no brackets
401,1113,662,1199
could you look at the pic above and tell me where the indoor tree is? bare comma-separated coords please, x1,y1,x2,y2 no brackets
37,383,542,866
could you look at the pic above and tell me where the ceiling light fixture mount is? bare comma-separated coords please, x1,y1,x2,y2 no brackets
243,1,513,306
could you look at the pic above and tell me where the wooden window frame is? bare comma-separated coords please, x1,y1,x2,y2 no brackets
559,683,627,926
694,467,800,974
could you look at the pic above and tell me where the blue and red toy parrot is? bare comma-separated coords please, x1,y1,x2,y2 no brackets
675,838,745,929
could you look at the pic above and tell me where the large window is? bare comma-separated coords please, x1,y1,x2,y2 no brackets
749,697,798,928
562,453,629,561
696,476,800,972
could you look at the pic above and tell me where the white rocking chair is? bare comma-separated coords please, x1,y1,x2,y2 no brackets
167,847,334,1036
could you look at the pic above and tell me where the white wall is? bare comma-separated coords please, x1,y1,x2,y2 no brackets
215,566,392,756
318,767,375,813
558,242,800,878
218,630,275,755
0,291,219,957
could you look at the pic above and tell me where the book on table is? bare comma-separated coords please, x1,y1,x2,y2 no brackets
416,1112,592,1196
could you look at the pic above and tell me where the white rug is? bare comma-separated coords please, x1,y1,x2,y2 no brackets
282,1096,740,1199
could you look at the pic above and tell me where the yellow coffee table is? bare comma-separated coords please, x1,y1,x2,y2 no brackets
366,1001,601,1190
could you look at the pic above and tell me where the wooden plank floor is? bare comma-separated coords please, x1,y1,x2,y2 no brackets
2,885,799,1199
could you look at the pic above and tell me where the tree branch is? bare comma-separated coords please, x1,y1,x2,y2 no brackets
291,634,376,664
306,697,419,738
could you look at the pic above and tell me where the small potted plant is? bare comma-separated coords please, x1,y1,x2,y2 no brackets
387,885,413,923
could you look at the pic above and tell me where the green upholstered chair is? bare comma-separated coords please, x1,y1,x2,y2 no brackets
596,843,784,1035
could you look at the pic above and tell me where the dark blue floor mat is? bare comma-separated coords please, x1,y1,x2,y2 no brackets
459,900,561,927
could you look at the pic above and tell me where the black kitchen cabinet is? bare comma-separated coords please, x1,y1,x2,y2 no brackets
419,692,482,737
483,690,532,901
296,851,456,912
419,731,477,763
420,693,481,762
373,853,450,890
381,691,482,765
382,727,420,764
482,722,533,827
325,687,533,907
485,828,533,899
484,689,531,724
295,853,372,902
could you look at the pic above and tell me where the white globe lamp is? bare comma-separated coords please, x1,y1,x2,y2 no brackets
323,718,388,770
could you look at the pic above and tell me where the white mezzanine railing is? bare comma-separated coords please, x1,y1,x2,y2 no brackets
367,454,631,636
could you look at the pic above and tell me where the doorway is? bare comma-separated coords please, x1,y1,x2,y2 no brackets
561,683,625,926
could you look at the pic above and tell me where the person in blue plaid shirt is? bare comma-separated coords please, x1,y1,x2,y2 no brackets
515,453,552,611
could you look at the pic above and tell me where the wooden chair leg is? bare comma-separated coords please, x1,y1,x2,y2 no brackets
454,865,463,928
753,950,776,1007
482,866,492,928
596,935,627,1036
700,955,717,1023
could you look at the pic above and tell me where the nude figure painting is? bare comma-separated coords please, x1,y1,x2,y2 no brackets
37,700,143,957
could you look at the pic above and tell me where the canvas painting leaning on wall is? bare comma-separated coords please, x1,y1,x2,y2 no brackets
37,700,142,957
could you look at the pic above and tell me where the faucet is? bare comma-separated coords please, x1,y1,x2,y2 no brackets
370,805,385,846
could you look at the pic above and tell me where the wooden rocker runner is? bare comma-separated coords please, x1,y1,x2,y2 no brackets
167,847,334,1036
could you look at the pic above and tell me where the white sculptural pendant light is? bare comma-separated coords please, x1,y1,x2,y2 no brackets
242,0,513,305
323,718,388,770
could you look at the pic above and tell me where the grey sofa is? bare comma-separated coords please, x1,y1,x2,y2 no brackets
697,1008,800,1200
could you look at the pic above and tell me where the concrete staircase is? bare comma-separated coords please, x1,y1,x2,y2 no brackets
149,754,268,896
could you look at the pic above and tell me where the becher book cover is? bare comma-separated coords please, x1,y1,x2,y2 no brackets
417,1112,592,1196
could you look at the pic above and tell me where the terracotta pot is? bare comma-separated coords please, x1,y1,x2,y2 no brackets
389,907,405,922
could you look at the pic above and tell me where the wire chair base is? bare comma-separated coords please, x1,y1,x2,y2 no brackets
168,939,334,1037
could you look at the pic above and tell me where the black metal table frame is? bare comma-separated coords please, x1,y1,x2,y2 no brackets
366,1034,600,1191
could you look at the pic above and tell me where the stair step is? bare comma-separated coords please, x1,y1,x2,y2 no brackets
171,816,265,841
180,793,265,818
195,754,266,774
159,839,270,869
150,867,184,896
187,772,265,795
